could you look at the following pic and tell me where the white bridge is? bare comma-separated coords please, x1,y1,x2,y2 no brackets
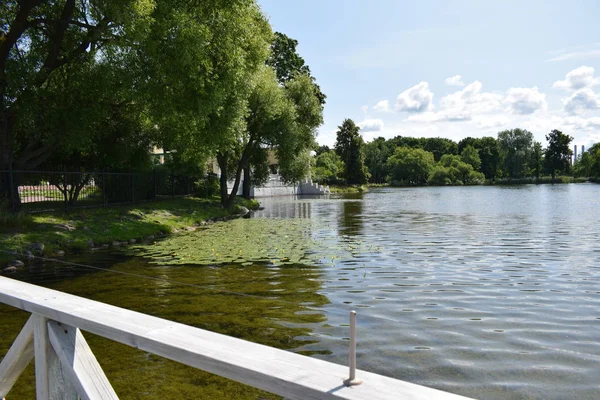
0,276,471,399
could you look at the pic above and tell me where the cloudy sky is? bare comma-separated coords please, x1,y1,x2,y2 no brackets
258,0,600,149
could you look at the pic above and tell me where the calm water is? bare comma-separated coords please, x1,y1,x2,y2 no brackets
2,184,600,399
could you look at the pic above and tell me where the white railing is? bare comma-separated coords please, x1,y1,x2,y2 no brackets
0,276,472,399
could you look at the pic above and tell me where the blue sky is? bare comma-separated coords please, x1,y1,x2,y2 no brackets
258,0,600,149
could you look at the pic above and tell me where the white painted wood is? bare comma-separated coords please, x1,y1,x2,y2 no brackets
33,314,78,400
0,315,34,397
48,321,119,400
33,314,51,400
0,277,473,400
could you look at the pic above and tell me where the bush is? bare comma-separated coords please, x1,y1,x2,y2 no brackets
194,174,220,198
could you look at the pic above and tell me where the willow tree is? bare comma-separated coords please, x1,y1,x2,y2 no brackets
0,0,273,210
217,66,323,209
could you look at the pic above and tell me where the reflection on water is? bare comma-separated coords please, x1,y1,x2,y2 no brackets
2,184,600,399
252,196,313,218
339,194,364,236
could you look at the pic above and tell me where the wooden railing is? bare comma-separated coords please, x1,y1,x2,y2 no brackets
0,276,472,399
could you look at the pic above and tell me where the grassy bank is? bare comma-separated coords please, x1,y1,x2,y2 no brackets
328,184,368,193
0,196,259,264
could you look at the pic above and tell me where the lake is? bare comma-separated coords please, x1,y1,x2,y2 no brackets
2,184,599,399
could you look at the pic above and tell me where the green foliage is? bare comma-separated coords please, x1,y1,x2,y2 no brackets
363,137,393,183
313,150,344,184
532,142,543,180
334,119,369,185
460,145,482,171
422,138,459,161
315,145,331,156
477,137,500,180
574,143,600,178
194,175,220,198
543,130,573,179
279,150,312,184
389,136,458,161
436,154,485,185
267,32,326,106
497,128,534,178
387,147,434,185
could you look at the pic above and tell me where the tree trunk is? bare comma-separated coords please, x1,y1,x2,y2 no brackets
242,166,251,199
216,152,229,208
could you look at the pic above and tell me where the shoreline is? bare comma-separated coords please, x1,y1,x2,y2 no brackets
1,196,259,266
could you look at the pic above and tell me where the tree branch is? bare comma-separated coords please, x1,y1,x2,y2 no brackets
0,0,44,93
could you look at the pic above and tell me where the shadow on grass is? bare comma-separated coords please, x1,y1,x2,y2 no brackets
1,196,231,261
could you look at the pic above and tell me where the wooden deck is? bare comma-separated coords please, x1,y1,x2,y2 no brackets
0,276,473,399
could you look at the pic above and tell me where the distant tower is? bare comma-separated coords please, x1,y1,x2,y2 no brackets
582,145,586,154
574,145,578,164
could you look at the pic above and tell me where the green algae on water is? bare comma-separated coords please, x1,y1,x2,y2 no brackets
131,218,321,266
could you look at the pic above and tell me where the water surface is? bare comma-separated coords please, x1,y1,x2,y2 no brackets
2,184,599,399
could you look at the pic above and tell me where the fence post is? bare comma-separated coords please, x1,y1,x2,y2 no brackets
171,173,174,197
102,170,106,207
344,310,362,386
131,172,135,205
8,163,15,213
63,169,68,213
153,167,157,200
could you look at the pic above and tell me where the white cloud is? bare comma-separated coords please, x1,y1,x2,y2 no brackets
440,81,502,115
409,81,502,122
395,82,434,113
444,75,465,87
504,87,547,115
360,105,369,114
553,66,600,91
473,115,510,129
562,116,600,130
547,49,600,63
564,88,600,114
358,119,384,132
372,100,390,112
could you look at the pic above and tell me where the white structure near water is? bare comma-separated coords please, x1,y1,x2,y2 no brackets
228,174,330,197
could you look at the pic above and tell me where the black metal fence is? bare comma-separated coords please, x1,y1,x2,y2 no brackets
0,168,202,213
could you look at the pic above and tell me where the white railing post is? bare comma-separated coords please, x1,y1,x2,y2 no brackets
33,315,78,400
344,310,362,386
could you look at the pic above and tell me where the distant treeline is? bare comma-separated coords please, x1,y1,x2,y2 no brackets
313,120,600,186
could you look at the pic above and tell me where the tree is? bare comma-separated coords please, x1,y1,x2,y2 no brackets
573,144,600,178
497,128,534,178
364,137,392,183
458,137,478,154
460,145,482,171
315,145,331,156
543,130,573,180
313,150,344,184
422,138,458,162
532,141,543,181
335,119,369,185
0,0,154,208
436,154,484,185
267,32,326,106
477,137,500,180
588,143,600,178
218,67,322,209
386,147,434,185
1,0,273,211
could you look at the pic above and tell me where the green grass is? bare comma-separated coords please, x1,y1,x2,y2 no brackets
0,196,259,263
328,184,368,193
